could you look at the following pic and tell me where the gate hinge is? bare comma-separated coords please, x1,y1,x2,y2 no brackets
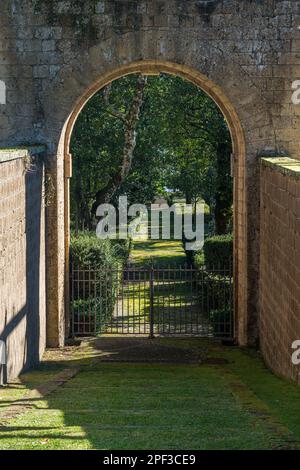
64,153,72,178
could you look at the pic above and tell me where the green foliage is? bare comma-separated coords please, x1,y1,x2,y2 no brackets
3,340,300,449
70,73,233,232
72,297,115,334
70,231,130,269
203,234,233,269
193,233,233,332
209,309,233,337
194,250,205,268
70,232,130,333
196,270,233,317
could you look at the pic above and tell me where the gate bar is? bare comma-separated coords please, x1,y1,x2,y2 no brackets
149,265,154,339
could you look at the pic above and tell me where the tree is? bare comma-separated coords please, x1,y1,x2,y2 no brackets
91,74,147,217
71,74,147,229
70,73,233,234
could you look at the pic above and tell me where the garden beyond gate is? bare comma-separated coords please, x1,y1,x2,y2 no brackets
70,264,233,338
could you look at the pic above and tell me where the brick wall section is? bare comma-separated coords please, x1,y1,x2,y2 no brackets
0,147,46,382
260,158,300,384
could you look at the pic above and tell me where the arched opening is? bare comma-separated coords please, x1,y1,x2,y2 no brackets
60,61,247,344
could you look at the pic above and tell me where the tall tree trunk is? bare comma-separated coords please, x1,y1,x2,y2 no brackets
91,74,147,218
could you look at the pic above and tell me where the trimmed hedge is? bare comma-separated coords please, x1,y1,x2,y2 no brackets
209,309,233,337
70,232,131,334
197,270,233,311
70,231,131,270
71,298,113,334
203,234,233,269
194,232,233,336
194,250,205,268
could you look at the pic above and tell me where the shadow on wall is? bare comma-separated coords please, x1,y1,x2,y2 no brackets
0,156,46,383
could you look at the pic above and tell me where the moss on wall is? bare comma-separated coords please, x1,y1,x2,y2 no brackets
32,0,98,45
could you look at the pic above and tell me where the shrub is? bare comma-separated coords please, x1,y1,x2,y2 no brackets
203,233,233,269
70,231,130,269
197,269,233,314
209,309,233,337
70,232,131,333
194,250,205,268
71,297,114,335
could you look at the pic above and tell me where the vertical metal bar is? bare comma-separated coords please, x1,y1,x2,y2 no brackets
149,264,154,339
121,269,124,335
133,268,136,334
173,265,176,335
230,261,233,337
127,268,130,334
83,266,86,335
71,260,74,337
223,263,226,336
70,261,72,336
167,265,172,333
196,268,200,335
138,269,141,334
99,269,103,333
156,267,159,336
190,265,193,335
88,263,91,335
110,268,113,333
162,268,165,335
105,268,108,333
144,269,149,334
94,267,97,335
183,265,186,335
177,265,181,335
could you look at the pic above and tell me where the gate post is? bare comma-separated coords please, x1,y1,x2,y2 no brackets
149,265,155,339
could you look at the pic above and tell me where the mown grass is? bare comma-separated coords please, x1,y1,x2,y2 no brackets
130,239,187,268
1,339,300,450
1,211,299,450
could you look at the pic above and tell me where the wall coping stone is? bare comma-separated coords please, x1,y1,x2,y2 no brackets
261,157,300,179
0,145,46,163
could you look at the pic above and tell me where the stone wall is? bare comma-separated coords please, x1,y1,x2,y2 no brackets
0,0,300,354
0,147,46,382
260,157,300,384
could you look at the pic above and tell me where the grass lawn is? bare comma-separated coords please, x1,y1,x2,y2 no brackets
1,213,298,450
130,239,187,268
0,339,300,450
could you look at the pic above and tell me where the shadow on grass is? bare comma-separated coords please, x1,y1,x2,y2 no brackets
1,338,300,449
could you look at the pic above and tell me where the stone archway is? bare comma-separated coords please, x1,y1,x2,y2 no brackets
1,0,299,382
54,60,247,347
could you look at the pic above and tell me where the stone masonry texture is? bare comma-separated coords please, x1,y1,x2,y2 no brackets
260,158,300,384
0,0,299,381
0,148,46,382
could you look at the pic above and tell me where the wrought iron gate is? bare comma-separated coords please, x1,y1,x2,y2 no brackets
70,263,233,338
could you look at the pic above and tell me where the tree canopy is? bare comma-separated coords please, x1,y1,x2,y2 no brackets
70,73,232,234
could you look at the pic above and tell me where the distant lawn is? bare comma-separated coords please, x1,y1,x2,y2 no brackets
130,239,186,268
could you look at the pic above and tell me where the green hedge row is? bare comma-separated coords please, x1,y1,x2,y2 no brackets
70,232,131,334
193,234,233,337
203,234,233,269
70,231,131,269
209,309,233,337
71,297,114,334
